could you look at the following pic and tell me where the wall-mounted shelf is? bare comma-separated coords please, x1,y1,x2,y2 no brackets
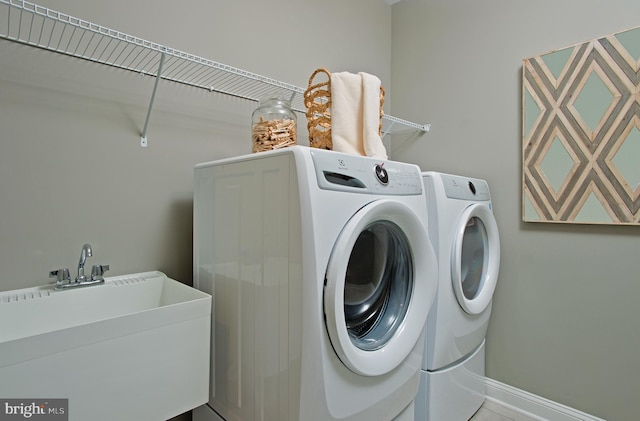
0,0,431,147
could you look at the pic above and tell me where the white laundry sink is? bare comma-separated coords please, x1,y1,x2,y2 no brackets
0,271,211,421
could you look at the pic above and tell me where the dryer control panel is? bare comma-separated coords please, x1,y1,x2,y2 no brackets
441,174,491,201
310,149,422,195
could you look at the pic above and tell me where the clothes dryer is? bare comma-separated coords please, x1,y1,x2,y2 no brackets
415,172,500,421
193,146,439,421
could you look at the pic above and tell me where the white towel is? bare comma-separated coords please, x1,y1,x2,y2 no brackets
330,71,388,159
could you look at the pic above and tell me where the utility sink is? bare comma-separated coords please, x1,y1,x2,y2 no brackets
0,271,211,421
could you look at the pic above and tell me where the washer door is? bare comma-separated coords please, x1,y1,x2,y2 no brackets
451,203,500,315
324,199,437,377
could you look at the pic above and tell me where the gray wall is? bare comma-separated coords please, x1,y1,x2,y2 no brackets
391,1,640,420
3,1,638,420
0,0,392,290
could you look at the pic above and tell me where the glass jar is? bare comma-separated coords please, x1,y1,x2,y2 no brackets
251,97,297,153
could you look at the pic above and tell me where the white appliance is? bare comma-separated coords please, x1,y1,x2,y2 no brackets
415,172,500,421
193,146,438,421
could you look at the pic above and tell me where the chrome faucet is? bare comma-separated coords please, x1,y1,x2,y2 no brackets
50,243,109,290
76,243,92,282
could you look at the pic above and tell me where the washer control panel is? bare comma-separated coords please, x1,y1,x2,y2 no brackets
310,149,422,195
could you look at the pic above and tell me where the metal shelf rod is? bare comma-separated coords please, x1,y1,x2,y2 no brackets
140,52,165,147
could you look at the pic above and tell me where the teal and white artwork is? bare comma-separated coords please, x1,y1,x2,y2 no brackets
523,26,640,224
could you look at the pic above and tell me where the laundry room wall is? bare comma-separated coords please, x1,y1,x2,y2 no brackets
390,1,640,420
5,1,638,420
0,0,392,293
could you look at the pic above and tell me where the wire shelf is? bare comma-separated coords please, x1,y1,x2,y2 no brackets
0,0,430,145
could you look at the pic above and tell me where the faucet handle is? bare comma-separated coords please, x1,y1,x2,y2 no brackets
49,268,71,288
49,268,71,282
90,264,110,281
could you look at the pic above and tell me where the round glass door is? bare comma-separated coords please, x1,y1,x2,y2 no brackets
343,220,412,351
324,199,438,377
450,204,500,315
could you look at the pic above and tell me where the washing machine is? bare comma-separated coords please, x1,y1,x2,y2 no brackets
415,172,500,421
192,146,439,421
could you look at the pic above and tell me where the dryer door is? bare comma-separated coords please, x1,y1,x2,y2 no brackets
451,203,500,315
324,199,437,377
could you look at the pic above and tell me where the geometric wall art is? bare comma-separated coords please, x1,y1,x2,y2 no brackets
522,26,640,224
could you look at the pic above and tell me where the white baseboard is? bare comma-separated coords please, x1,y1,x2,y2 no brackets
484,377,606,421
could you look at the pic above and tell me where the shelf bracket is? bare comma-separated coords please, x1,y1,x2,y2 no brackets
381,120,396,141
140,52,166,147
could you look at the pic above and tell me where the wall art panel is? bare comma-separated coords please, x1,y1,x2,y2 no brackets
522,26,640,224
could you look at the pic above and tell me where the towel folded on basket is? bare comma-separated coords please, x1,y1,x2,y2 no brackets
330,72,388,160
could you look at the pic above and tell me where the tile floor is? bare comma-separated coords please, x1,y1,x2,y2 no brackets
469,399,538,421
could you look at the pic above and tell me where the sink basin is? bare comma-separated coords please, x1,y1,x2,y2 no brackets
0,271,211,421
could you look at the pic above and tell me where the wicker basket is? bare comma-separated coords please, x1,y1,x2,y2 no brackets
303,68,385,150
